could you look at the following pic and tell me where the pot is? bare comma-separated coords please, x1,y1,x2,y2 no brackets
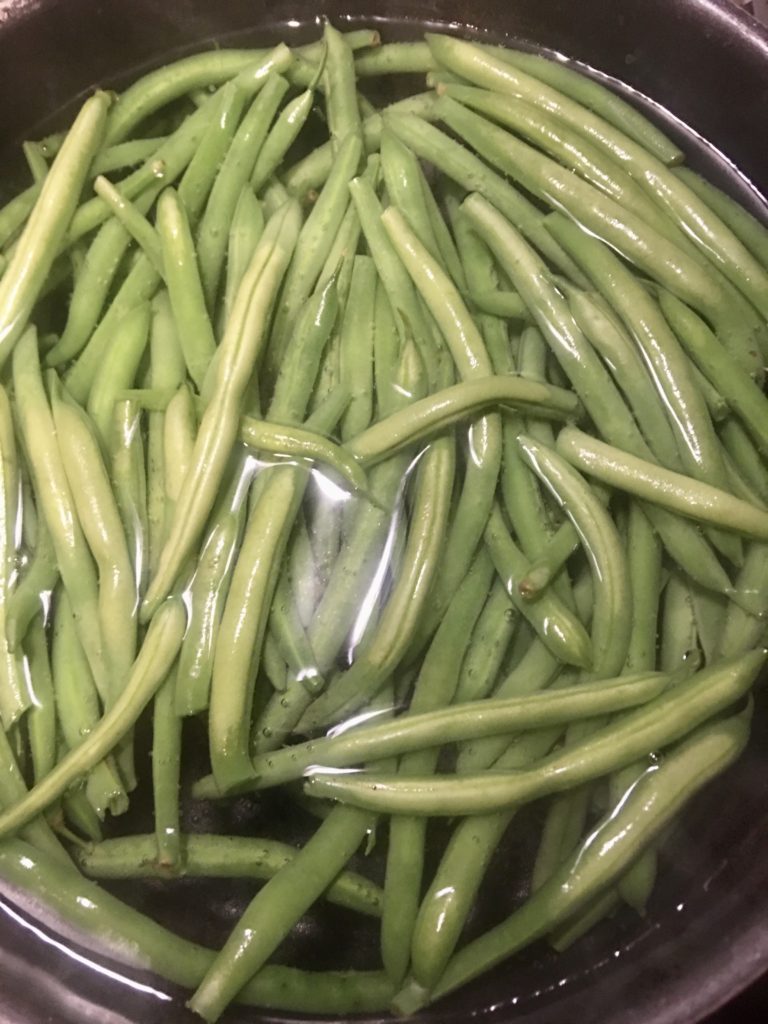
0,3,766,1023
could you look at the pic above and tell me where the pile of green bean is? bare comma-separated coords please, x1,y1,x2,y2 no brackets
0,22,767,1022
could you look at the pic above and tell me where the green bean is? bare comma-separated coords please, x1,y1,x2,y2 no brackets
268,270,340,424
175,487,246,717
91,175,163,271
0,92,110,367
64,254,160,405
188,805,375,1022
381,206,503,629
348,376,575,469
462,192,735,596
0,388,26,728
197,73,290,309
156,187,216,389
354,41,433,76
347,177,440,384
493,51,680,163
142,201,301,620
13,327,109,701
296,437,456,733
266,133,362,381
484,504,592,667
60,787,103,844
403,708,751,1012
266,569,321,688
381,550,494,985
208,392,346,790
429,36,768,318
566,286,682,470
716,541,768,659
532,774,594,892
105,45,292,145
517,434,630,676
557,426,768,541
0,595,185,839
323,21,363,152
283,93,437,198
720,418,768,507
442,84,687,246
463,288,527,319
76,831,382,916
50,589,127,818
178,81,248,225
306,649,762,815
86,302,151,452
51,381,137,710
3,838,393,1009
380,128,445,269
407,727,559,992
221,185,263,327
339,256,377,439
384,111,585,284
5,500,57,652
194,673,669,800
110,398,148,592
660,290,768,460
674,166,768,269
45,205,145,369
91,136,167,176
22,141,48,184
0,732,70,863
455,579,518,703
0,183,41,248
23,616,56,784
252,89,314,192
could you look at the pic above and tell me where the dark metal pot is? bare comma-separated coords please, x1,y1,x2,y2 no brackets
0,2,766,1023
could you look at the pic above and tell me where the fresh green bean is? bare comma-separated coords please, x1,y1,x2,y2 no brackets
105,45,292,145
91,136,167,175
197,73,290,309
188,805,375,1022
142,201,301,620
177,81,248,225
23,616,56,785
557,426,768,541
91,175,163,271
462,192,736,596
0,92,111,367
517,434,630,676
0,596,186,839
50,589,127,818
455,579,518,703
110,398,149,592
252,89,314,192
296,437,456,733
13,327,109,701
384,111,586,284
208,391,347,790
76,832,382,916
401,708,750,1012
347,375,578,466
429,36,768,318
51,381,137,707
0,184,41,248
485,504,592,668
221,185,263,327
381,550,493,985
306,650,762,815
266,133,362,382
674,166,768,269
485,46,683,165
86,302,151,452
323,22,363,152
194,673,667,798
154,188,215,390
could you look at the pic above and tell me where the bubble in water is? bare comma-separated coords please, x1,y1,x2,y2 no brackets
151,159,166,179
262,726,273,738
504,607,515,621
